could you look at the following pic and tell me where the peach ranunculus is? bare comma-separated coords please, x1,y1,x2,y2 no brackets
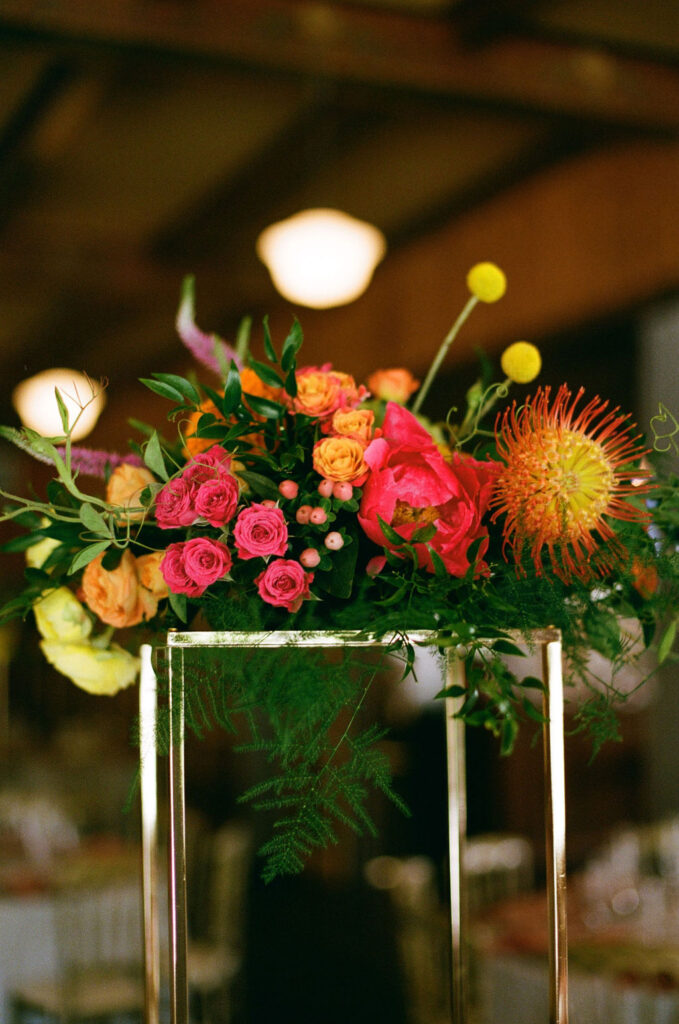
312,436,369,485
183,398,226,457
106,464,156,521
323,408,375,445
290,366,367,420
82,549,158,628
136,551,169,600
367,368,420,404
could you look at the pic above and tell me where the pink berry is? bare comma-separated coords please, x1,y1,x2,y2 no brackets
296,505,313,524
300,547,321,568
317,479,334,498
324,531,344,550
309,507,327,525
278,479,299,500
261,499,277,508
333,482,353,501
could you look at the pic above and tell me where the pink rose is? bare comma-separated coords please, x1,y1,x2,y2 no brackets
161,537,232,597
233,504,288,560
358,403,498,576
255,559,313,612
183,445,232,485
194,477,239,527
155,477,197,529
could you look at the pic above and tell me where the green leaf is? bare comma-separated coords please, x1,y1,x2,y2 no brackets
377,515,405,548
316,537,358,600
78,503,110,536
262,316,277,363
143,431,169,481
235,471,281,501
520,676,545,691
428,546,449,578
410,522,437,545
284,366,297,398
492,639,526,658
248,358,284,388
281,320,303,373
222,361,242,416
168,589,188,623
243,394,285,419
658,619,677,664
69,540,111,574
139,378,186,404
54,388,71,434
235,316,252,363
151,373,201,406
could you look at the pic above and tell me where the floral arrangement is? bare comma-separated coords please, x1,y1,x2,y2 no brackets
1,262,678,878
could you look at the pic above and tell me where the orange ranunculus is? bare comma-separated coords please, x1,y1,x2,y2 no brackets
106,464,156,521
367,368,420,404
312,436,369,485
82,550,158,628
325,408,375,444
290,366,365,420
136,551,169,600
183,398,226,457
240,366,282,406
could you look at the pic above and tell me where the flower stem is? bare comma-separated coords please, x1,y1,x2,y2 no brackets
411,296,478,415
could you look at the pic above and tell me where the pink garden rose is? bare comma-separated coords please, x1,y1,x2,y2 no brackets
193,477,239,527
255,559,313,612
155,477,197,529
358,403,498,576
161,537,232,597
156,445,238,529
233,504,288,560
182,445,232,485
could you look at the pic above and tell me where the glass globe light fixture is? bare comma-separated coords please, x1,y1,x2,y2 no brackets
12,368,106,440
256,208,386,309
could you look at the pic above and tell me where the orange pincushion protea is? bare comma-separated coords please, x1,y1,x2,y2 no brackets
491,385,650,581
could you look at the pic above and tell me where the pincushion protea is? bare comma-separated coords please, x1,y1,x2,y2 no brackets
491,384,650,581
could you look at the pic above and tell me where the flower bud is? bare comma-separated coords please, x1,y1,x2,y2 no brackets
500,341,542,384
466,262,506,303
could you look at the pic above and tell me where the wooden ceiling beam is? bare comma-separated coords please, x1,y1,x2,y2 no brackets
1,0,679,133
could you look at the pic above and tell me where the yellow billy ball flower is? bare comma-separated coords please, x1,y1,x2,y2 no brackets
501,341,542,384
466,262,506,303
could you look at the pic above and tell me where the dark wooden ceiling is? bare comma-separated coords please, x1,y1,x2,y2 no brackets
0,0,677,432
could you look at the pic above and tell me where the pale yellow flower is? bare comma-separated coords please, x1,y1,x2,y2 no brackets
501,341,542,384
466,262,506,303
34,588,92,643
25,534,61,569
40,640,139,696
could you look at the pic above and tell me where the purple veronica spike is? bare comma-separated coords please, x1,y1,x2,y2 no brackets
176,276,241,376
57,447,144,478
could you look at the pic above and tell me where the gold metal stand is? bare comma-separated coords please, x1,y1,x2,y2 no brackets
140,628,567,1024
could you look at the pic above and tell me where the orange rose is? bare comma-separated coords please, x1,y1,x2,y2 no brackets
326,408,375,444
240,366,282,406
312,437,369,484
136,551,169,600
184,398,226,457
106,464,156,521
367,368,420,404
290,367,365,420
82,550,158,628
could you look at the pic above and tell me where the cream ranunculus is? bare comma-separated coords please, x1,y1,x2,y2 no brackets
40,640,139,696
34,588,92,643
25,533,61,570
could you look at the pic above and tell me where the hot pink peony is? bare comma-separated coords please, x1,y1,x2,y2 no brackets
233,504,288,560
255,559,313,612
358,403,498,576
161,537,232,597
